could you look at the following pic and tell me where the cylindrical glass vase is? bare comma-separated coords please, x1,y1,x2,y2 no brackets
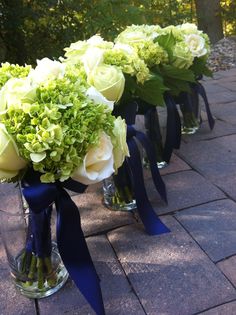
103,162,136,211
0,207,68,299
180,88,201,135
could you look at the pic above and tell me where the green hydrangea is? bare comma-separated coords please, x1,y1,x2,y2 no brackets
0,62,31,89
103,49,150,84
1,69,115,183
132,41,168,68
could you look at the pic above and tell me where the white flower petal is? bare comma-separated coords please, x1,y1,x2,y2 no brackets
30,152,46,163
86,86,114,110
72,132,114,185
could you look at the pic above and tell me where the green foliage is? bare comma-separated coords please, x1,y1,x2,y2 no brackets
156,64,196,95
155,32,176,60
190,57,213,78
119,73,167,107
135,74,167,106
158,64,195,82
0,0,235,65
221,0,236,35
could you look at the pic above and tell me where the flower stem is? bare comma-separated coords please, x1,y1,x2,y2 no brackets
37,258,44,289
44,256,57,287
26,254,37,286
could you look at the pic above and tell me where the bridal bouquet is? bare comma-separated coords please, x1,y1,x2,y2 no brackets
115,23,212,95
62,34,167,108
0,57,129,313
0,58,128,183
115,23,213,161
62,34,169,237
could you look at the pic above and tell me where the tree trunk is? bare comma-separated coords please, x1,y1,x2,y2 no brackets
194,0,224,44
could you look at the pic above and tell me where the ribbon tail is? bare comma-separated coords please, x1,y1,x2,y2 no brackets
135,130,167,203
163,94,181,163
127,137,170,235
56,188,105,315
144,107,167,165
193,82,215,130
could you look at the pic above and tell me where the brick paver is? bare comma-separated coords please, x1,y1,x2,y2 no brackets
1,68,236,314
176,199,236,262
107,217,236,315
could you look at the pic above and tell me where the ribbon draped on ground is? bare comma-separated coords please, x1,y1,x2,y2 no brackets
121,101,170,235
21,170,105,315
192,81,215,130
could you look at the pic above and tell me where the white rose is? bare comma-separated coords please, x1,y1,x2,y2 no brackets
29,57,65,85
0,77,36,114
88,65,125,102
87,35,114,50
112,117,129,171
72,132,114,185
184,34,207,57
82,47,104,75
114,43,135,55
0,123,27,180
116,30,148,44
87,35,105,45
63,41,89,63
86,86,114,111
178,23,199,34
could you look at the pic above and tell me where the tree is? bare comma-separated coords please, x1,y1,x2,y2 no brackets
0,0,27,64
194,0,224,44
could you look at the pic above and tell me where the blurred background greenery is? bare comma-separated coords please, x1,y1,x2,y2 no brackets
0,0,235,65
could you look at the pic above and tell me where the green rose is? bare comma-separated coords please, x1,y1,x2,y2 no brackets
172,42,194,69
0,123,27,180
87,65,125,102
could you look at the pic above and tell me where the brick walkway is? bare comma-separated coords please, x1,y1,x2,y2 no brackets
1,68,236,315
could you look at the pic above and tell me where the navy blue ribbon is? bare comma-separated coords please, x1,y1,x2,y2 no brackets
120,101,170,235
163,94,181,163
192,82,215,130
21,170,105,315
144,106,165,164
126,126,170,235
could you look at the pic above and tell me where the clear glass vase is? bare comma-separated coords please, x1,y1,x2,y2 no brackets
180,88,201,135
0,202,68,298
103,162,136,211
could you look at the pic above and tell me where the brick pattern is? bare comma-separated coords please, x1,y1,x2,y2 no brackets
0,68,236,314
